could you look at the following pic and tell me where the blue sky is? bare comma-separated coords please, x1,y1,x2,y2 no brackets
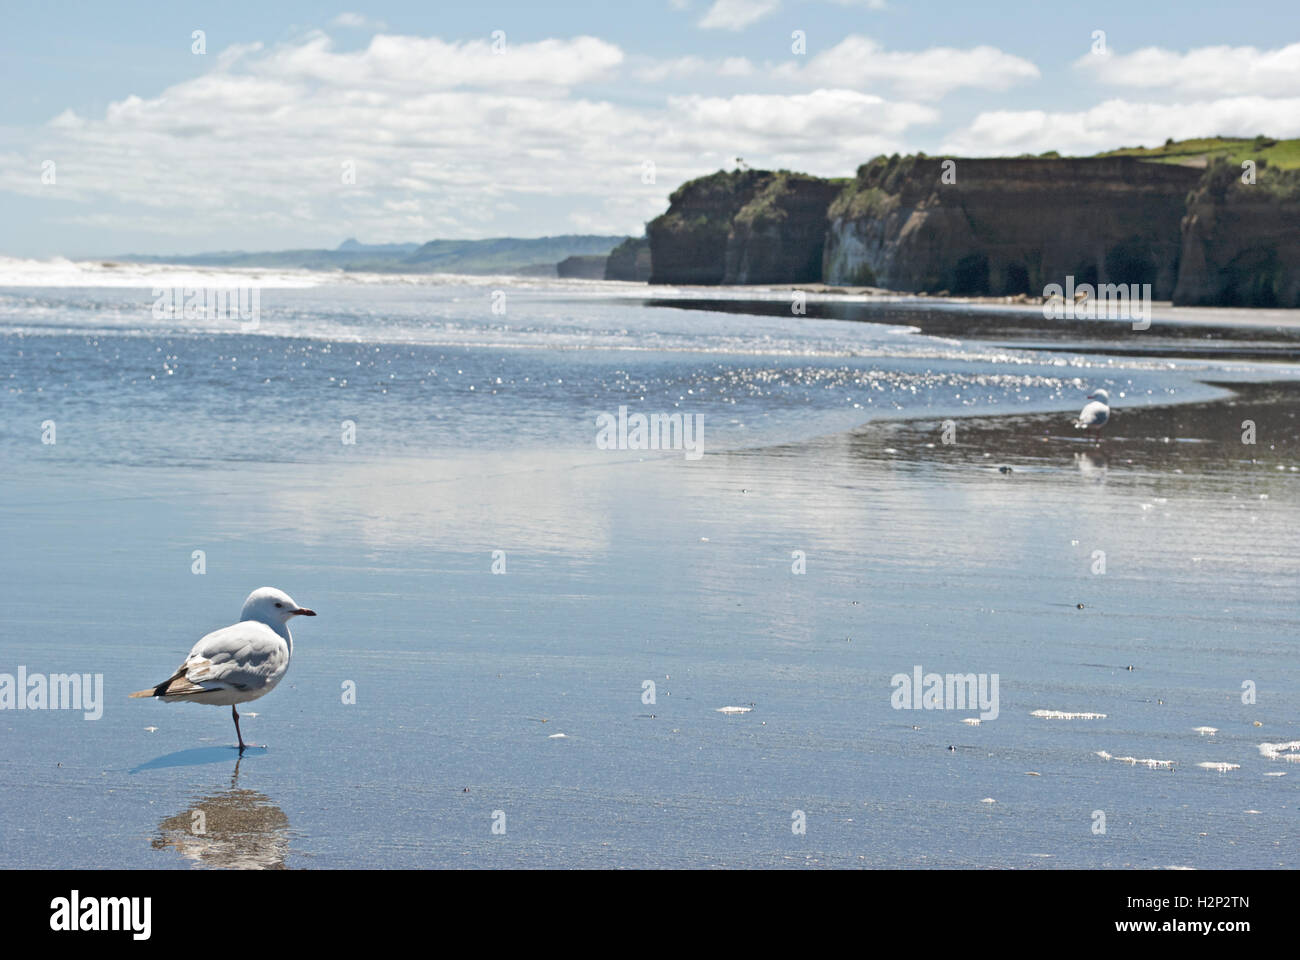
3,0,1299,257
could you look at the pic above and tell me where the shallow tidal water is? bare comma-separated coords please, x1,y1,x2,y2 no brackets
1,271,1298,868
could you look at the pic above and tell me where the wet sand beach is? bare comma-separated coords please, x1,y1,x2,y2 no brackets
1,280,1298,868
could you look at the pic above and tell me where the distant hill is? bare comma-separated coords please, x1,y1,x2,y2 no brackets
111,235,631,276
403,235,626,274
335,238,421,254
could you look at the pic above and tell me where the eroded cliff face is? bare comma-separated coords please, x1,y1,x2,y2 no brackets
644,155,1293,305
647,170,771,284
822,155,1201,298
646,170,840,284
604,236,652,281
1174,162,1300,307
724,175,844,284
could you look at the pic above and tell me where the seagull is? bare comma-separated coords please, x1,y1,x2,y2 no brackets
1073,388,1110,441
130,587,316,751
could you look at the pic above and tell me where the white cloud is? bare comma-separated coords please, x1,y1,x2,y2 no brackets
667,89,936,169
1,31,934,245
940,97,1300,156
1076,43,1300,96
777,35,1040,100
331,13,388,30
243,31,624,93
698,0,781,31
48,109,85,130
632,55,756,82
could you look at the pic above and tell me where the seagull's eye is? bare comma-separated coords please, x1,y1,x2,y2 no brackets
275,602,283,608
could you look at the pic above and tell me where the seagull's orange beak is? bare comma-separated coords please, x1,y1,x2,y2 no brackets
292,607,316,617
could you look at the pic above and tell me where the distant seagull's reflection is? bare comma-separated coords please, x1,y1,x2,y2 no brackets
151,757,291,869
1074,450,1109,482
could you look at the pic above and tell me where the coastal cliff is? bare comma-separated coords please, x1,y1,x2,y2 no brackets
604,236,652,281
725,174,844,283
557,254,608,279
1174,160,1300,307
646,170,840,284
641,142,1298,307
822,155,1199,297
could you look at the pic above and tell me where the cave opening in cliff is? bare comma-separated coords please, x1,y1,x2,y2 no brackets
952,254,990,295
1002,262,1031,295
1104,240,1158,288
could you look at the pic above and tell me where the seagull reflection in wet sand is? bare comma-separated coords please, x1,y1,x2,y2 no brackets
151,759,291,869
1074,449,1109,481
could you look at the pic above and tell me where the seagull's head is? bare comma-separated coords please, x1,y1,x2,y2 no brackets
1087,389,1110,403
241,587,316,627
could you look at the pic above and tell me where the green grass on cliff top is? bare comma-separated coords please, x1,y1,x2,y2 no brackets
1094,136,1300,170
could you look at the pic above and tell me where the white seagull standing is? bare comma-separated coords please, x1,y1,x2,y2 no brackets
1073,388,1111,441
130,587,316,751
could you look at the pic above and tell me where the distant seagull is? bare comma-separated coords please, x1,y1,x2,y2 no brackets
1074,389,1110,440
130,587,316,751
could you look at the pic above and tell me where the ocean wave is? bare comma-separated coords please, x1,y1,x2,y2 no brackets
0,255,323,289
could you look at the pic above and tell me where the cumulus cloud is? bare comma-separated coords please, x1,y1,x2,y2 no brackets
1076,43,1300,96
698,0,780,31
632,55,756,83
671,89,935,142
239,31,624,93
777,35,1040,100
331,13,387,31
1,31,933,245
940,97,1300,156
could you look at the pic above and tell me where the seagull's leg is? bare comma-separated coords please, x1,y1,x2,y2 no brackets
232,704,246,752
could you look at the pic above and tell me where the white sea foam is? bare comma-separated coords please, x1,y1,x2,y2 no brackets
1032,709,1106,719
716,706,751,714
1258,740,1300,761
1193,726,1218,735
0,255,322,289
961,718,981,726
1098,752,1174,769
1197,762,1240,772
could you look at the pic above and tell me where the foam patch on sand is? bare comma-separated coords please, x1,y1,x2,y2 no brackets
1033,710,1106,719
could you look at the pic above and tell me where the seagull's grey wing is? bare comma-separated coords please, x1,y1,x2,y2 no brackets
1075,401,1109,428
166,622,288,696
